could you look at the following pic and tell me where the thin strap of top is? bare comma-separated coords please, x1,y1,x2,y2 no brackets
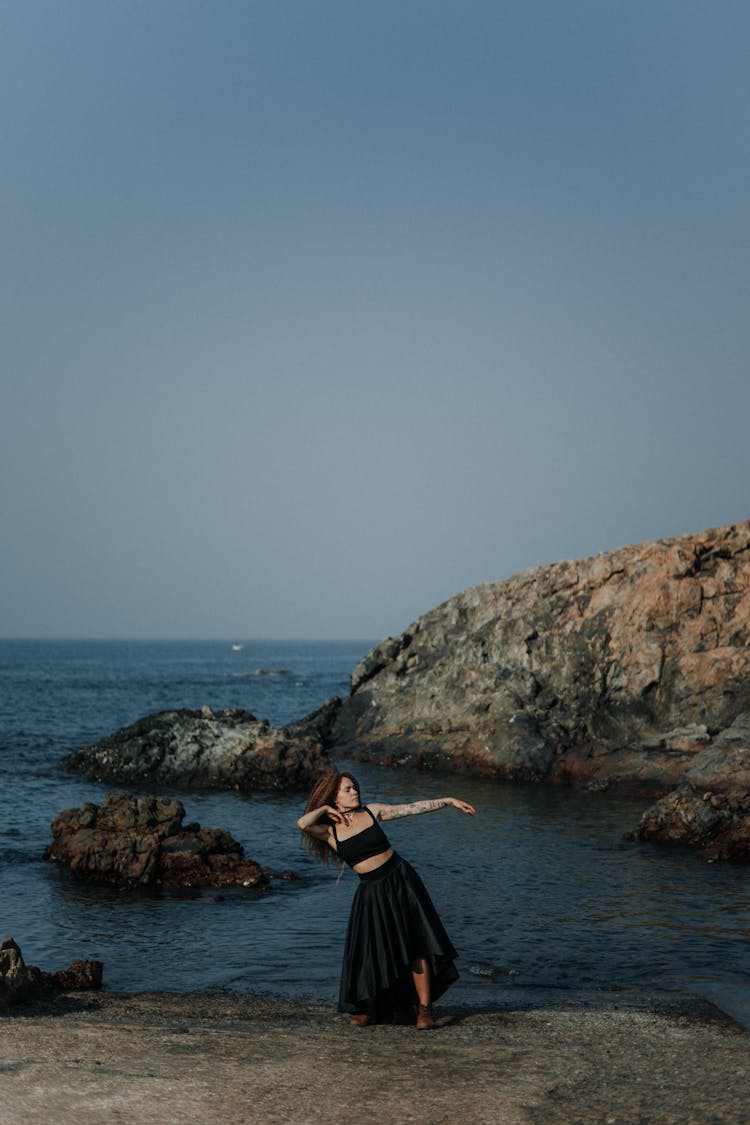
331,805,376,841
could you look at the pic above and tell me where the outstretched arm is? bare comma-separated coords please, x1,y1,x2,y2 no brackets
371,797,475,822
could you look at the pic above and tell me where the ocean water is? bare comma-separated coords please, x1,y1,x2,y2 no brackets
1,639,748,1027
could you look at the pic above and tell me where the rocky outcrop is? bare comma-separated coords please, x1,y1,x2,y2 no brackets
326,522,750,859
630,712,750,860
44,791,271,889
0,936,102,1007
62,706,334,791
330,522,750,784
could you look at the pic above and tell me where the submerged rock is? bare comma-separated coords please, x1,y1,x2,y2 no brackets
62,706,333,791
44,791,270,889
0,936,102,1007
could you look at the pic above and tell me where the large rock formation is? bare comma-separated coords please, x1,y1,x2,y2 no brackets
327,522,750,859
331,523,750,782
0,936,102,1008
62,706,333,791
44,791,271,889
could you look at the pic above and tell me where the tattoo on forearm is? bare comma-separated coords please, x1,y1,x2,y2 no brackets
380,799,447,821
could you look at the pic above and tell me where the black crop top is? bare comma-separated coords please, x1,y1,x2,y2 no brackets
333,806,391,868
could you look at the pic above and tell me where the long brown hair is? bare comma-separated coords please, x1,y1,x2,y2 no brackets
300,770,361,866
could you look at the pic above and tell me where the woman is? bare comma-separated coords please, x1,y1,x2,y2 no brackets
297,770,475,1029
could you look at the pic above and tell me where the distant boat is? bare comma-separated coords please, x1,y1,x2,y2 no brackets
231,643,244,652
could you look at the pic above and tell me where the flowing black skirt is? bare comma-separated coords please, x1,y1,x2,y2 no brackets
338,852,459,1022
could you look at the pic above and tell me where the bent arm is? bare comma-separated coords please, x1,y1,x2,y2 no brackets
297,804,344,842
371,797,475,822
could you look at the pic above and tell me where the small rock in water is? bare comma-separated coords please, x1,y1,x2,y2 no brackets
43,791,277,891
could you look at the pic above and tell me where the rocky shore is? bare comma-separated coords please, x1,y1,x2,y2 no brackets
0,936,102,1008
61,522,750,860
0,989,747,1124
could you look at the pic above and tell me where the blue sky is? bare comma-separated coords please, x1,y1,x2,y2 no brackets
2,1,749,639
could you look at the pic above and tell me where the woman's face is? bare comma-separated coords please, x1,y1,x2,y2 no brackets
336,777,360,810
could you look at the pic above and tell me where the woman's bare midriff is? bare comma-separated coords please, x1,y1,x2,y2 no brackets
351,848,394,875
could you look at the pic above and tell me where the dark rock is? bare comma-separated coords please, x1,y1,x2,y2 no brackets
630,786,750,861
44,791,271,889
0,937,48,1007
51,959,104,991
630,711,750,860
0,936,102,1007
62,706,333,791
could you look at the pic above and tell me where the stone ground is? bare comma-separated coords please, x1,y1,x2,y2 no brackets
0,990,747,1124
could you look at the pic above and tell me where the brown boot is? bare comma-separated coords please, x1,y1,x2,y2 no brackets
416,1003,434,1030
350,1012,374,1027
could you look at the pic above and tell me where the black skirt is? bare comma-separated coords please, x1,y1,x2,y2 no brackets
337,852,459,1022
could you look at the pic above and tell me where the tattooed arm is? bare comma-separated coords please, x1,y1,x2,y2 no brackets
370,797,475,822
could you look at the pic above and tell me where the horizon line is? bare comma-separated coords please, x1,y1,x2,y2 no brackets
0,635,381,644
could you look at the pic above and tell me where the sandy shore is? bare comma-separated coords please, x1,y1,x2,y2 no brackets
1,989,747,1124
